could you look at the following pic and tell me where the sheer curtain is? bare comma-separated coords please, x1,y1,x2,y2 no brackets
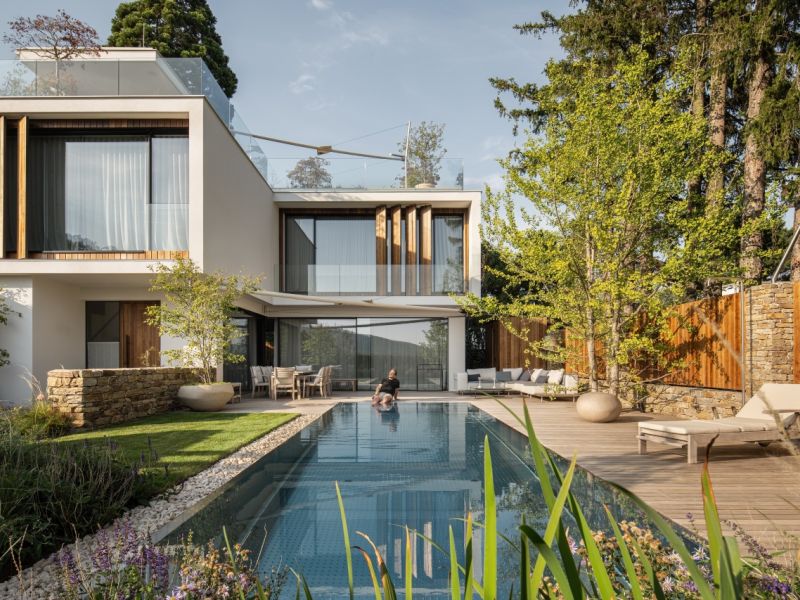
151,136,189,250
64,137,149,251
433,215,464,293
315,216,375,293
285,217,315,293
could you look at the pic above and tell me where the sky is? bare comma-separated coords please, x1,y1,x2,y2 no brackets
0,0,567,194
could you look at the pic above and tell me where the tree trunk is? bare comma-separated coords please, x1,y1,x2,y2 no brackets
688,0,707,207
792,196,800,281
585,237,598,392
706,64,727,202
607,305,621,397
741,52,771,281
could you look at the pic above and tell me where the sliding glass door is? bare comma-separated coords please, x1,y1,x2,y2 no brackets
277,317,448,391
27,134,188,252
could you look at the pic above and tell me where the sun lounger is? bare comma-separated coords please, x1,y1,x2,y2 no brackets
637,384,800,464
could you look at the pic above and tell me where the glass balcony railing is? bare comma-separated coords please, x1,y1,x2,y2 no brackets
263,157,464,190
0,57,231,123
279,264,466,296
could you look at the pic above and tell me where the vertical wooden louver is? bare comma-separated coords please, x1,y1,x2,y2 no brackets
419,205,432,295
376,206,387,295
405,205,417,295
17,116,27,259
390,206,402,294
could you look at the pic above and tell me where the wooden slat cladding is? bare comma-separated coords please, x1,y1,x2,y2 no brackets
405,205,417,294
419,205,432,295
0,116,5,259
375,206,387,295
29,250,188,260
17,116,27,259
486,317,552,370
390,206,402,293
120,301,161,368
795,282,800,384
31,119,189,130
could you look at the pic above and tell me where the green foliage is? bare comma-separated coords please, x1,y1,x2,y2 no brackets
460,47,738,395
287,156,333,189
0,429,155,578
146,257,259,384
0,290,19,368
107,0,238,97
0,399,72,439
398,121,447,188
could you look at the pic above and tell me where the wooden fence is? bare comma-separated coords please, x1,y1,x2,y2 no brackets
487,292,746,391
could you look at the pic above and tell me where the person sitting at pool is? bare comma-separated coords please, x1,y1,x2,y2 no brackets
372,368,399,406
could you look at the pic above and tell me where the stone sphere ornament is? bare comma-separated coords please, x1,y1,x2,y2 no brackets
576,391,622,423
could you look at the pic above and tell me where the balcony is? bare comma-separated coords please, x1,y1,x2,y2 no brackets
279,264,466,296
264,157,464,191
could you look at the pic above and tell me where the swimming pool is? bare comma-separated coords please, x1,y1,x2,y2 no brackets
166,402,668,598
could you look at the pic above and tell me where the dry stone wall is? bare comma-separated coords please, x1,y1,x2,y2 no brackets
47,368,197,428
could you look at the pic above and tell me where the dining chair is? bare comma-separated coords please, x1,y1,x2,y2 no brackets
272,367,299,400
305,366,329,398
249,366,269,398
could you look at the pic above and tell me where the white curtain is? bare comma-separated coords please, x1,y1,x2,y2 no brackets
433,215,464,293
64,137,149,250
151,136,189,250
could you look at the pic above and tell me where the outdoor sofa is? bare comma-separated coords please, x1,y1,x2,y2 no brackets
637,383,800,464
456,367,579,398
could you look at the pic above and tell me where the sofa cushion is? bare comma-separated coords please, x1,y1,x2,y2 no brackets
467,373,480,383
503,367,523,381
467,368,496,381
532,369,548,384
547,369,565,384
519,369,531,382
496,371,512,382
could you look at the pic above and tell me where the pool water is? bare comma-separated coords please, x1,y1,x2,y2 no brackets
166,402,664,598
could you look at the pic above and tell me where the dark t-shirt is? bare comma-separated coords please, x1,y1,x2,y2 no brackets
379,377,400,395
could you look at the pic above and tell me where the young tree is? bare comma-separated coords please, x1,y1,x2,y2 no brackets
461,48,737,396
108,0,238,97
287,156,333,189
145,258,259,384
3,10,101,60
397,121,447,188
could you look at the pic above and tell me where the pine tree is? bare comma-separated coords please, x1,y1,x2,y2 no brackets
108,0,237,97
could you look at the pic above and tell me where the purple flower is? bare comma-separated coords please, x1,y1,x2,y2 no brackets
58,547,80,587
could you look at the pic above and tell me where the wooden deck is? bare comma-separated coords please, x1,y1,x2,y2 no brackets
475,397,800,560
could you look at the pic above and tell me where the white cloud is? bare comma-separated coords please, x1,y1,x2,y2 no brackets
309,0,332,10
289,73,316,95
327,10,389,49
464,172,505,192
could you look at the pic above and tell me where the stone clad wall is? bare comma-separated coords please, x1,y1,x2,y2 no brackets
642,384,741,419
47,368,197,428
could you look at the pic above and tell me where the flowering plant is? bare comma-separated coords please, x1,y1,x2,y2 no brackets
58,523,285,599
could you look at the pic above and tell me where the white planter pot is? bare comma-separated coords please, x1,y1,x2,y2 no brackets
178,383,234,412
576,392,622,423
414,182,436,189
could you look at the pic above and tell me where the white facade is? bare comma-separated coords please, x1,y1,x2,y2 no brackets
0,49,481,404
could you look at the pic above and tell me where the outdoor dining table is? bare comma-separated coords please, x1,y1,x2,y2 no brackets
294,368,315,398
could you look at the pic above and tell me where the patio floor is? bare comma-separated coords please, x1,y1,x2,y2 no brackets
225,391,800,560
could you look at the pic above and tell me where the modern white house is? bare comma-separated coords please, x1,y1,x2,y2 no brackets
0,48,481,404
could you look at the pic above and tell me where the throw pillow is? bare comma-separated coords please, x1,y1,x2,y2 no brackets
547,369,565,384
519,369,531,382
467,373,480,383
531,368,546,383
495,371,512,382
504,367,523,381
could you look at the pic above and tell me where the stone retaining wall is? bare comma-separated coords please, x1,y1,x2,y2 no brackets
47,368,197,428
641,384,742,419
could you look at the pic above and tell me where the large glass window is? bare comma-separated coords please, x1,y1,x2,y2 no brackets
284,215,376,294
433,215,464,293
277,317,448,391
27,134,188,252
86,301,120,368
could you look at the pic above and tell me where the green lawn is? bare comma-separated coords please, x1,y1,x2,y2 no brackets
56,411,297,495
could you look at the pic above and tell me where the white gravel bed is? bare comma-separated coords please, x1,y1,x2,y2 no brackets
0,411,322,600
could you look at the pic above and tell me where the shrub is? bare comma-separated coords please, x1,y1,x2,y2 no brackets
0,399,72,440
0,429,155,578
56,524,286,599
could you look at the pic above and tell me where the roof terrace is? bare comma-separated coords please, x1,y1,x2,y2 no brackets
0,48,464,191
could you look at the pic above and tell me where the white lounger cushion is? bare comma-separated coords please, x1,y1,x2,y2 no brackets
737,384,800,423
641,420,745,435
